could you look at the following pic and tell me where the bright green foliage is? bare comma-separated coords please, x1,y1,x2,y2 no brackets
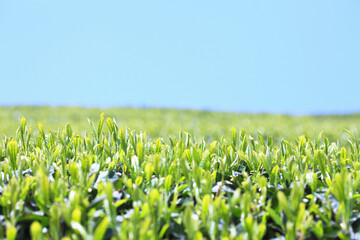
1,114,360,239
2,106,360,144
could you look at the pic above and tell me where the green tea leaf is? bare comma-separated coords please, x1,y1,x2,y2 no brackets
93,217,110,240
8,140,18,170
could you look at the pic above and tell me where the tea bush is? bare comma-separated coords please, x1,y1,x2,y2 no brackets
1,114,360,239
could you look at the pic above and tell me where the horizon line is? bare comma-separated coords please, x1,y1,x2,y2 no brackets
1,103,359,117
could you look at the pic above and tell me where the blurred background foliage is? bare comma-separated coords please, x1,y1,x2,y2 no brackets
1,106,359,143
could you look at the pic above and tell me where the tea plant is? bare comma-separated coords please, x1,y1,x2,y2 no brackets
0,115,360,239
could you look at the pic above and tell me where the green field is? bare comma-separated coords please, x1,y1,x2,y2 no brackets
1,106,360,239
1,106,360,143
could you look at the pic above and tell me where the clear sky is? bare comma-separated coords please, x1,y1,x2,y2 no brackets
0,1,359,114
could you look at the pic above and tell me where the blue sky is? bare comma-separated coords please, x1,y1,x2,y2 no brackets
1,1,359,114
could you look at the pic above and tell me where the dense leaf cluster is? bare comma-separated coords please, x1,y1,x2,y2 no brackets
0,115,360,239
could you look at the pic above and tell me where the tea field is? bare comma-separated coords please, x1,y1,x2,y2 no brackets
1,106,360,143
1,106,360,239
